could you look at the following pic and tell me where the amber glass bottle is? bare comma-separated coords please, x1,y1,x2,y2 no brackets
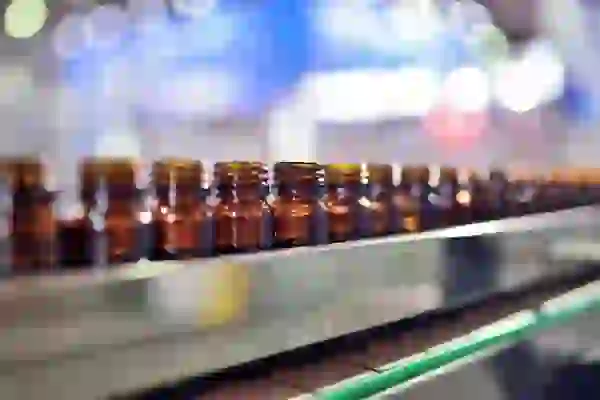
574,169,588,205
453,168,475,225
393,166,429,233
507,170,539,216
561,168,585,208
56,181,93,269
467,170,490,222
486,169,511,219
363,163,396,236
150,159,212,260
272,162,327,248
430,167,461,227
214,162,272,253
590,168,600,205
581,168,600,205
52,158,96,269
546,169,567,211
81,158,145,265
323,164,369,242
11,158,57,275
0,161,13,276
536,170,567,213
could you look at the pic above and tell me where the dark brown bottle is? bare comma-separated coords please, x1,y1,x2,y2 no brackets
535,171,562,213
430,167,461,227
57,159,105,269
468,170,503,222
546,170,567,211
507,170,541,216
150,159,212,260
56,189,93,269
454,168,476,225
570,168,589,206
469,169,512,221
556,168,583,209
486,169,511,219
570,169,583,205
11,158,57,275
393,165,428,233
581,168,600,205
0,161,13,276
363,163,396,236
323,164,369,242
82,158,145,265
214,162,272,253
272,162,327,248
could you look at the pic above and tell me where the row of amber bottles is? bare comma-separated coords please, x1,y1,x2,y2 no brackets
1,158,599,275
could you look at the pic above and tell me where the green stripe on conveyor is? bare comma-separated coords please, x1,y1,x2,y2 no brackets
315,280,600,400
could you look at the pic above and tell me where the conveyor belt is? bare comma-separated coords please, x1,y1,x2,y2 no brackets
372,285,600,400
2,207,600,398
129,268,600,399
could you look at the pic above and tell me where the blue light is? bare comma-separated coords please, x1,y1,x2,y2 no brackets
59,1,310,115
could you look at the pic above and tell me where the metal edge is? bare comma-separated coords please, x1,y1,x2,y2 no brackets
0,206,596,301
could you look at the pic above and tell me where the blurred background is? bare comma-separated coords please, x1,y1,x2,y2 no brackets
1,0,599,188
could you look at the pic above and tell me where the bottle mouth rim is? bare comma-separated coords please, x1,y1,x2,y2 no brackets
154,158,202,169
79,159,139,183
215,161,265,170
274,162,322,169
326,163,361,172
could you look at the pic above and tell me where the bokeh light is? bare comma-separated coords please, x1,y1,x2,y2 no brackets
171,0,218,19
86,5,129,50
52,13,90,60
4,0,48,39
492,40,565,113
441,66,491,112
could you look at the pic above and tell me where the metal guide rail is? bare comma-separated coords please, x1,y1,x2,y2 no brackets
137,271,600,400
353,280,600,400
0,206,599,399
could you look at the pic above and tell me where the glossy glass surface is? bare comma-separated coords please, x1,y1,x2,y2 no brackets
150,159,212,260
10,158,57,274
323,164,368,243
272,162,327,247
363,163,396,237
213,162,272,253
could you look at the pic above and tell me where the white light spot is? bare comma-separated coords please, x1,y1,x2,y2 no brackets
442,67,491,112
391,67,441,117
95,131,141,158
388,4,443,46
309,67,441,122
171,0,218,19
493,42,565,113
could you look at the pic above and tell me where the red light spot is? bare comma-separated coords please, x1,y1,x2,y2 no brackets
424,105,488,145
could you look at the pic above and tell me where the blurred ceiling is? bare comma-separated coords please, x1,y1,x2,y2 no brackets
0,0,538,49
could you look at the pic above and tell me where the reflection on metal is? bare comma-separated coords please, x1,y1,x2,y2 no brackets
197,262,249,327
0,206,598,398
382,303,600,400
345,279,600,399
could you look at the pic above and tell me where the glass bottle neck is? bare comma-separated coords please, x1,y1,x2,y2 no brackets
278,181,318,201
218,184,263,202
327,182,362,199
155,186,199,205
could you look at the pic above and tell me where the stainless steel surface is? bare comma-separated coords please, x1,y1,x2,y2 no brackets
376,301,600,400
0,206,599,399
